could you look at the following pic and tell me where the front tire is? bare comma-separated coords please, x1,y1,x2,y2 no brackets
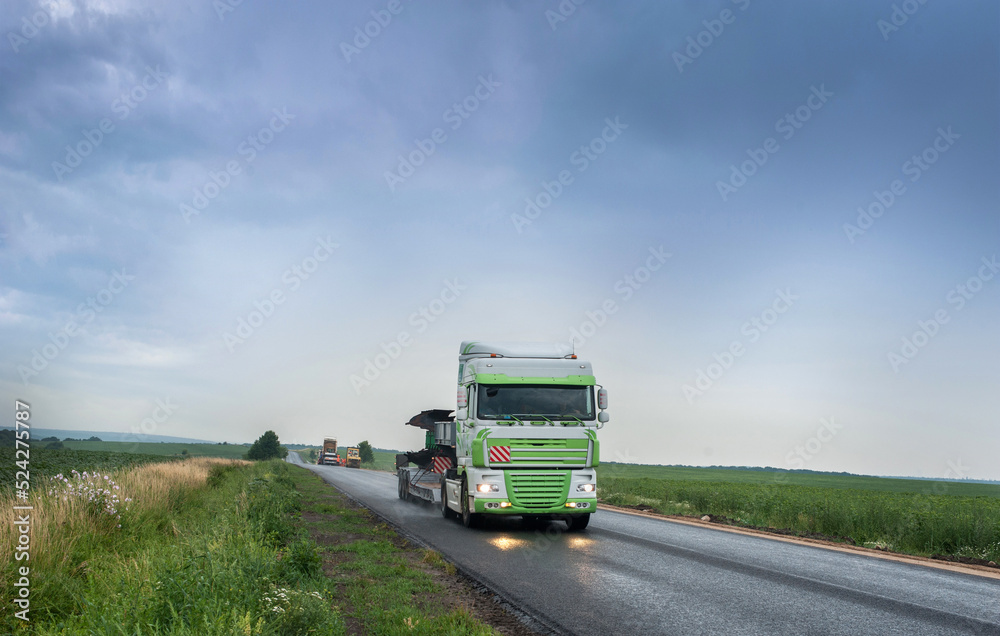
441,480,457,519
566,514,590,532
461,479,480,528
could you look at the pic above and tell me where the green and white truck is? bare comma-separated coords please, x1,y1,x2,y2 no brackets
398,341,608,531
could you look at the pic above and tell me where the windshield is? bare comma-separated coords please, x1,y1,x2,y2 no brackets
476,384,594,421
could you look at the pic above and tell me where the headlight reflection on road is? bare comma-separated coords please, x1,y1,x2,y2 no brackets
489,536,533,551
567,536,595,550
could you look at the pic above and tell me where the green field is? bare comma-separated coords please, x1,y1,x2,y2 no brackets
0,447,176,490
597,464,1000,564
598,463,1000,497
56,440,250,458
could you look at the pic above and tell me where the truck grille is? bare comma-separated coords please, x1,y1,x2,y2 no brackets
492,438,589,467
507,472,569,509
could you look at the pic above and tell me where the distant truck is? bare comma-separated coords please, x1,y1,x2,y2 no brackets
345,447,361,468
318,437,344,466
396,341,608,531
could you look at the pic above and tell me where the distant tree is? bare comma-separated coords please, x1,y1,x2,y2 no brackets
181,449,189,456
246,430,284,461
41,436,59,442
45,441,64,450
63,437,80,442
87,436,102,441
358,440,374,464
0,429,15,447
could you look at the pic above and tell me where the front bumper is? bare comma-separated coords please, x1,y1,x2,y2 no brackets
473,498,595,515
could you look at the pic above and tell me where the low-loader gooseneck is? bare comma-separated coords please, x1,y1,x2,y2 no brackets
396,341,609,530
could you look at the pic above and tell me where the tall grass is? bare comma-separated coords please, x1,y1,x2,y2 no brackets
2,458,231,583
0,458,345,635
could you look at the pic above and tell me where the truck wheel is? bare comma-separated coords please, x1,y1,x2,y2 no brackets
441,481,457,519
398,471,408,500
460,479,480,528
567,514,590,532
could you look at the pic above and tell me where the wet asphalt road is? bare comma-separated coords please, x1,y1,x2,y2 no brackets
287,453,1000,636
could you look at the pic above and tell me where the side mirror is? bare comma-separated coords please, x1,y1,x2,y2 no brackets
456,407,468,421
598,411,609,424
597,388,608,410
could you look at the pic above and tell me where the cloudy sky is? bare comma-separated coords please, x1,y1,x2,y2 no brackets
2,0,997,479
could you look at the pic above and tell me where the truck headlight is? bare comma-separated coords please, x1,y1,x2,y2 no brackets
477,483,499,493
576,484,595,493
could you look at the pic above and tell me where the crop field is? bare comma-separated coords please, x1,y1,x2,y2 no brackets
0,447,174,490
598,463,1000,497
596,464,1000,563
55,440,250,458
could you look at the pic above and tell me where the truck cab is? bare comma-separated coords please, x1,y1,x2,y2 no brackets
441,341,608,530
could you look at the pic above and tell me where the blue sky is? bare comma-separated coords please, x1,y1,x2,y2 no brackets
1,0,997,479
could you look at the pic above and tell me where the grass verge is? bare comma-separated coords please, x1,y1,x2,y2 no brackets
1,458,344,634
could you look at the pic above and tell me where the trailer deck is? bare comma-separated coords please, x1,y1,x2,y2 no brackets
397,465,442,504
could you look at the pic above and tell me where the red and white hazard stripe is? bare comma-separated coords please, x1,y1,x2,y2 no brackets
431,456,453,473
488,445,511,463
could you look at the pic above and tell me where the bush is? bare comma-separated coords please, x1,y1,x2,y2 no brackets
358,440,374,464
247,430,285,461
